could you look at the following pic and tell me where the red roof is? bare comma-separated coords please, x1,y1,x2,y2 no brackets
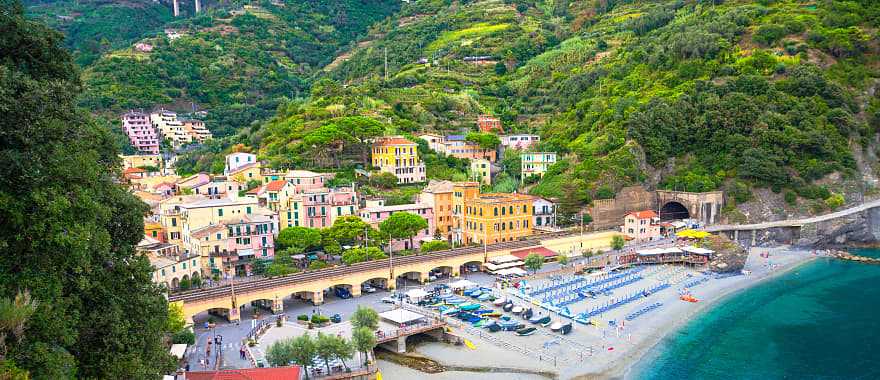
510,246,558,259
185,367,301,380
123,167,146,174
627,210,658,219
246,186,263,195
265,179,287,192
374,137,416,146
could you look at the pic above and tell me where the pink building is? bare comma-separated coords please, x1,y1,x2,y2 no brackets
297,187,358,229
359,203,434,252
122,111,159,154
285,170,335,192
622,210,661,242
225,214,276,261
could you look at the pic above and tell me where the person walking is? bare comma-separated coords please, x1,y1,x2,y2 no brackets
239,346,246,360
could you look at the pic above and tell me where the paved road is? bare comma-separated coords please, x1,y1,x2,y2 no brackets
706,199,880,232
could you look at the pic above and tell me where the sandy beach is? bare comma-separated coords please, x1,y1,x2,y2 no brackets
376,246,818,380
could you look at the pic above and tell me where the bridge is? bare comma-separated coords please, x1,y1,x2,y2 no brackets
169,231,618,326
706,199,880,247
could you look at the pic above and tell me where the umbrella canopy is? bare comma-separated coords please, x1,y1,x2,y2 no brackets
406,288,429,299
448,279,477,289
676,229,710,239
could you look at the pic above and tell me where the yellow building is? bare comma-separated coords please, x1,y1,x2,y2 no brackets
159,195,204,246
144,221,165,242
228,162,264,184
419,180,455,240
470,158,492,185
461,193,534,245
451,182,481,244
371,136,426,184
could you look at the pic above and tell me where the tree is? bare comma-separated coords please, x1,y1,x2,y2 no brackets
420,240,451,253
0,291,37,365
350,306,379,330
352,327,377,365
465,132,501,150
267,335,317,379
611,235,626,251
331,335,355,371
277,226,323,252
557,255,569,266
494,61,507,75
166,303,186,334
524,254,544,273
379,212,429,253
326,216,372,246
0,5,175,377
335,116,385,164
315,333,337,374
370,172,398,188
341,247,387,265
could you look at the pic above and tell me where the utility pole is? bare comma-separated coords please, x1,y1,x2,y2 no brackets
384,47,388,82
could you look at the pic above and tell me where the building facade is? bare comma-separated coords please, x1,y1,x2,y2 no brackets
461,193,534,245
182,119,212,143
444,135,497,162
501,134,540,150
359,203,434,252
521,152,557,182
225,152,257,175
470,158,492,185
121,111,160,154
418,180,455,240
477,115,503,133
371,137,426,184
532,197,556,229
622,210,661,242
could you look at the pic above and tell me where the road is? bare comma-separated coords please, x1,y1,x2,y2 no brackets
706,199,880,232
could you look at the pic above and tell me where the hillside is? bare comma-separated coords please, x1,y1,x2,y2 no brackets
227,0,880,222
27,0,400,138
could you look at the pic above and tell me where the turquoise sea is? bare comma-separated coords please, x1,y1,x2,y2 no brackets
634,249,880,380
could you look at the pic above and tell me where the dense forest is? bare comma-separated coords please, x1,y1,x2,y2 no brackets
1,1,177,377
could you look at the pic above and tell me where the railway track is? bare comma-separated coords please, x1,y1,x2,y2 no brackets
169,230,580,303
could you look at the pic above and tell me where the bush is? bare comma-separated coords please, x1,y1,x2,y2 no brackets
311,314,330,324
172,329,195,345
783,189,797,206
825,193,845,210
297,314,309,321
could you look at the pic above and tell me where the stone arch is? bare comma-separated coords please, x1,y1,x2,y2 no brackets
190,305,233,325
427,265,454,281
361,277,389,290
396,270,424,288
659,201,690,221
460,260,483,274
171,277,180,289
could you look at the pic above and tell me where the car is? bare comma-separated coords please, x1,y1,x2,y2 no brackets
362,284,377,293
380,296,397,304
466,264,479,272
330,314,342,323
334,287,352,299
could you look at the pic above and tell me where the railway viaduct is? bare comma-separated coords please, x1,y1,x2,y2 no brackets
169,231,619,326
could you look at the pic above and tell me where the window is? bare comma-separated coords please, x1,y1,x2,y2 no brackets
171,218,177,227
216,233,221,240
160,269,165,276
218,209,224,217
494,207,498,216
151,230,157,237
182,262,187,269
192,259,197,266
246,206,252,214
501,207,505,216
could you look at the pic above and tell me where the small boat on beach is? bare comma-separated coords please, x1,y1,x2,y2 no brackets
487,322,501,332
535,316,552,327
493,298,507,306
560,322,573,335
482,312,501,318
503,302,514,312
550,322,563,332
522,308,534,320
459,303,480,311
680,295,699,303
511,306,524,314
477,293,492,301
516,327,537,336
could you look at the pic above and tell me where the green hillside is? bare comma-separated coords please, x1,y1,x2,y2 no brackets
234,0,880,219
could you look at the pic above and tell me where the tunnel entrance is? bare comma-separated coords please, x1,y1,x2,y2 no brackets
659,201,690,221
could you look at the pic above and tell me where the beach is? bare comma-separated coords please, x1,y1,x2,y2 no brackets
376,246,818,380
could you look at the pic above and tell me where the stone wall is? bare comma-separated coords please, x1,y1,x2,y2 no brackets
587,186,655,230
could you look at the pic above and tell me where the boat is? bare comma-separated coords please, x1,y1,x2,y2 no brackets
459,303,480,311
482,312,502,318
487,322,502,332
534,316,552,327
522,308,534,320
560,322,573,335
441,308,459,316
502,302,514,312
477,293,492,301
498,319,520,331
473,319,488,327
493,298,507,306
474,309,494,314
515,327,537,336
469,290,483,298
549,322,563,332
680,295,699,303
528,314,544,323
511,306,524,314
446,298,466,305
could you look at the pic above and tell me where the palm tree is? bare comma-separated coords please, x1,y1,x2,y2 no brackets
0,290,38,359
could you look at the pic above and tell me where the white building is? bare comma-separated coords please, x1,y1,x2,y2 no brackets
224,152,257,175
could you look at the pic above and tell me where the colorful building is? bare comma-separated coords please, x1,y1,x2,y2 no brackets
371,136,426,184
187,213,276,278
451,182,481,243
150,110,190,148
470,158,492,185
461,193,534,245
477,114,504,133
284,170,335,191
418,133,446,153
500,134,540,150
521,152,557,182
359,203,434,251
182,119,212,143
622,210,661,242
176,173,211,194
121,111,160,154
418,180,455,240
144,221,166,242
227,162,263,184
120,154,162,171
443,135,497,162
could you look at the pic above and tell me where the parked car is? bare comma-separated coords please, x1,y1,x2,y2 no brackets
362,284,377,293
334,287,352,299
466,264,479,272
380,296,397,304
330,314,342,323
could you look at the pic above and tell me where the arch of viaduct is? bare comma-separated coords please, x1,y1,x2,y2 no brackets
170,231,618,325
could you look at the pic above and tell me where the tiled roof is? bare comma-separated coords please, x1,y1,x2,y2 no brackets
228,162,258,174
422,180,455,193
185,366,301,380
374,137,416,146
511,246,557,259
628,210,658,219
123,167,145,174
190,224,226,239
265,180,287,192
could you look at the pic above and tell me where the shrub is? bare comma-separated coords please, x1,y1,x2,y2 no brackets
783,189,797,206
311,314,330,324
172,329,195,345
297,314,309,321
825,193,845,210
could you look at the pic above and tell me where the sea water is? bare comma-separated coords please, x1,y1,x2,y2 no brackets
634,249,880,380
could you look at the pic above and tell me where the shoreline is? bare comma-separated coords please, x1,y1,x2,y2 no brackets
595,248,820,380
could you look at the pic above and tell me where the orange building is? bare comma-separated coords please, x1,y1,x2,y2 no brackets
418,180,455,240
144,221,166,243
477,115,503,133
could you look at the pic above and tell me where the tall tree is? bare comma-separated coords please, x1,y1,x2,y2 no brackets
350,306,379,330
0,2,175,377
378,212,429,252
276,226,323,252
351,327,377,365
335,116,385,164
